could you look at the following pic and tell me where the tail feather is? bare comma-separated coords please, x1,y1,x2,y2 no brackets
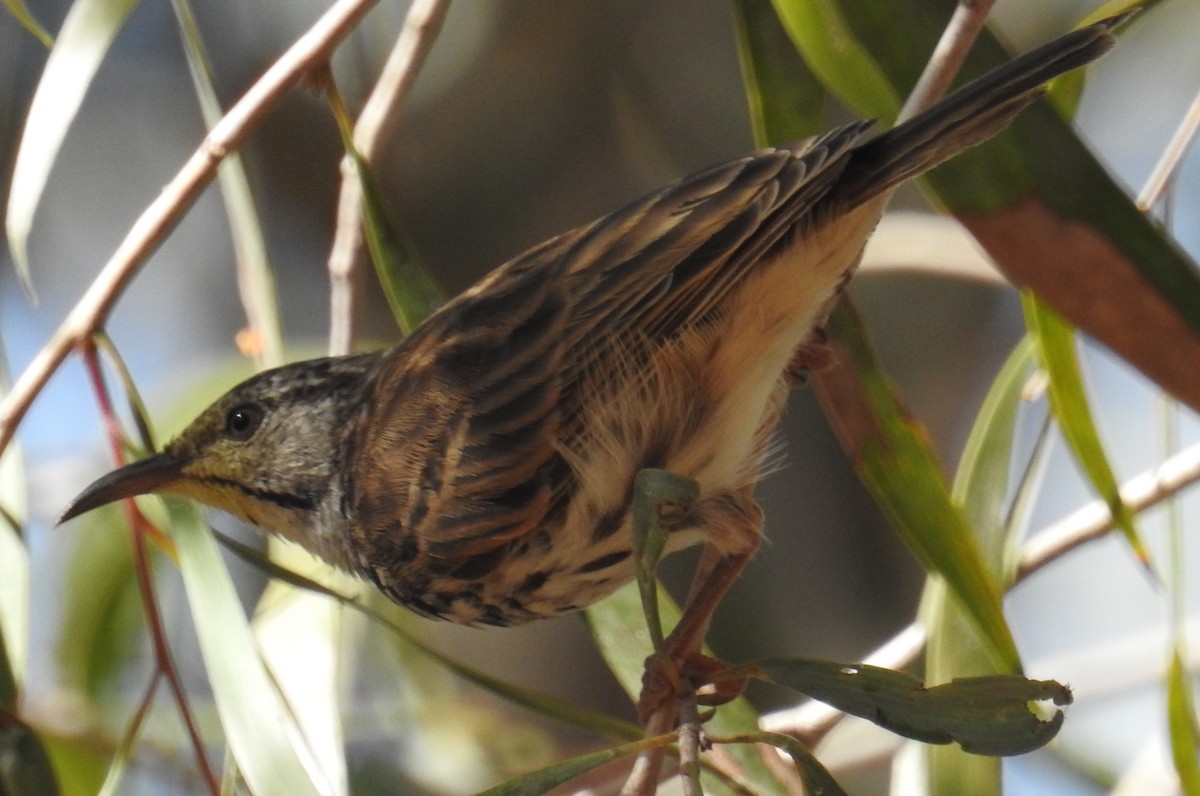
833,12,1128,204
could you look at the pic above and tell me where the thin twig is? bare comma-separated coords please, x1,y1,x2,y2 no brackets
678,698,704,796
0,0,382,456
327,0,452,355
1015,438,1200,582
622,709,675,796
1135,86,1200,211
898,0,997,122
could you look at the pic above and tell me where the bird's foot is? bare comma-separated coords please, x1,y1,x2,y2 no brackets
637,649,748,727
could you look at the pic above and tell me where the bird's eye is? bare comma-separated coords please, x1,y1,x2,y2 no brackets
223,404,264,441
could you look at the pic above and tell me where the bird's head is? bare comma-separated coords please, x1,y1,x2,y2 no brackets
61,353,380,566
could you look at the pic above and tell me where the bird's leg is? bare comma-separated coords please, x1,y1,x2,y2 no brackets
637,492,762,725
623,481,759,795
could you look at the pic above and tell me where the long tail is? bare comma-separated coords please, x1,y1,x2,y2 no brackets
832,12,1129,205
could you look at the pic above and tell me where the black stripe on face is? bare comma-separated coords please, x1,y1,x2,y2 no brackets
205,476,318,512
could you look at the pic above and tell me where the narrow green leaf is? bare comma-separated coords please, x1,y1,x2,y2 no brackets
759,659,1071,756
1168,651,1200,796
95,676,153,796
93,333,157,453
0,438,27,692
6,0,142,289
327,91,445,334
951,336,1037,558
822,303,1021,673
0,719,61,796
921,339,1037,794
170,0,285,368
475,734,670,796
1022,293,1153,570
0,635,14,716
769,0,901,121
56,505,142,700
718,732,849,796
731,0,828,145
36,731,109,796
1,0,53,48
353,152,446,334
167,498,332,796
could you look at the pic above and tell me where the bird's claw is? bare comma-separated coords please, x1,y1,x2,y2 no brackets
637,651,747,727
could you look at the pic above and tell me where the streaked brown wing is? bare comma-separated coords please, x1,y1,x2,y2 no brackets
348,239,579,581
349,122,871,579
554,121,873,376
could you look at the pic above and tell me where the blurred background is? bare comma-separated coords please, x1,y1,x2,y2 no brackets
2,0,1199,793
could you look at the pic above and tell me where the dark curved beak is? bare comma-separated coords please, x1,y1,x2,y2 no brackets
60,453,186,524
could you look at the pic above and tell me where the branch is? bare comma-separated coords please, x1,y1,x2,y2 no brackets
898,0,996,122
327,0,452,355
1136,85,1200,211
0,0,382,456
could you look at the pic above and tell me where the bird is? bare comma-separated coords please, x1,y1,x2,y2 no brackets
63,15,1122,716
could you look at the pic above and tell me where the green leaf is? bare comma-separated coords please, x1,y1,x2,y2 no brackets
166,498,333,796
170,0,285,368
6,0,142,290
0,719,61,796
474,735,671,796
820,302,1021,673
718,732,849,796
1167,650,1200,796
768,0,901,121
731,0,828,146
951,336,1037,565
759,659,1071,756
1022,293,1153,570
56,505,142,700
37,732,109,796
353,151,446,335
921,339,1038,794
0,436,27,693
327,91,446,335
1,0,52,48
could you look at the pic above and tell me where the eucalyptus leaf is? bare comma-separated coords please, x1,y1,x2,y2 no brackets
732,0,828,145
0,721,60,796
759,658,1071,756
6,0,142,290
474,735,669,796
1022,292,1153,571
720,732,849,796
171,0,285,368
1167,651,1200,796
0,440,27,691
326,91,445,335
1,0,53,47
820,303,1021,673
167,498,332,796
